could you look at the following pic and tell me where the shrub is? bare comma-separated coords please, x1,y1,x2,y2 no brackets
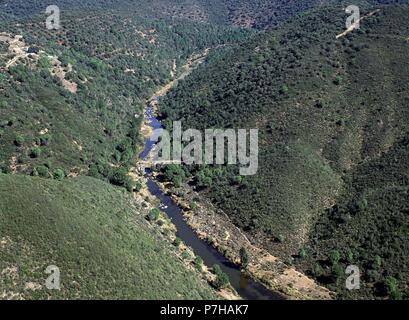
213,264,230,289
298,248,307,259
147,208,160,221
29,147,41,158
173,237,182,247
14,135,25,147
53,169,65,180
239,247,249,269
385,276,401,300
194,256,203,271
33,165,49,178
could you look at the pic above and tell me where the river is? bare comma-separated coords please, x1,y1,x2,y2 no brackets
139,105,283,300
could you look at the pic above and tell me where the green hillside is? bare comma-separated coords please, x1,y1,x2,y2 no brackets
0,173,216,299
2,0,404,28
1,0,409,301
157,4,409,299
0,11,250,189
0,2,251,301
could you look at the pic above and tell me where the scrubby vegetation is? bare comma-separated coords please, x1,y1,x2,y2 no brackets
2,0,409,300
157,4,409,299
0,1,250,300
0,173,216,299
0,8,251,190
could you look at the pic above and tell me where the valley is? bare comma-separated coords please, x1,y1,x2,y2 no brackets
136,57,331,299
1,0,409,301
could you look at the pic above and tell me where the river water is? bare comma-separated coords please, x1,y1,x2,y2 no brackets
139,105,283,300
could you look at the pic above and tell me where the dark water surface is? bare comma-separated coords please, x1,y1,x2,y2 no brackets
140,105,283,300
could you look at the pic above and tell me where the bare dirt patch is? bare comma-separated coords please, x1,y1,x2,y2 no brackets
0,32,77,93
48,56,77,94
0,236,12,249
1,266,19,280
24,282,42,291
0,33,36,70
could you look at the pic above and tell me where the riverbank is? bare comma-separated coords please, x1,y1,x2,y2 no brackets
129,164,242,300
133,48,330,300
151,173,332,300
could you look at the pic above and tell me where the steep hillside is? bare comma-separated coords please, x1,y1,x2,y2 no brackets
0,0,228,24
224,0,407,29
0,173,216,299
2,0,405,29
0,6,250,300
157,4,409,299
0,11,250,190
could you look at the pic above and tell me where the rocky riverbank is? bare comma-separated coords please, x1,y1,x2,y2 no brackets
151,173,332,300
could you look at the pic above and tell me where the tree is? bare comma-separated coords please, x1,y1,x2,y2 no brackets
346,249,354,263
14,135,24,146
356,197,368,212
332,263,343,283
40,135,51,146
231,175,243,185
298,248,307,259
147,208,160,221
163,164,186,187
110,167,130,188
372,255,382,269
29,147,41,158
239,247,249,269
196,168,213,188
385,276,401,300
213,264,229,289
276,234,284,243
33,165,49,178
280,84,289,94
173,237,182,247
329,250,341,265
124,179,135,192
194,256,203,271
53,168,65,180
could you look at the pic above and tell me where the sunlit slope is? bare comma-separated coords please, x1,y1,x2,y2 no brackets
0,173,216,299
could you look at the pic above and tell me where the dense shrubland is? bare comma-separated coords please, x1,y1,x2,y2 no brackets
158,5,409,299
0,11,251,190
3,0,405,29
2,0,409,300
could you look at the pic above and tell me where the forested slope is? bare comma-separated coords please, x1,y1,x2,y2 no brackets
0,11,250,189
158,4,409,299
2,0,405,29
0,4,248,300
